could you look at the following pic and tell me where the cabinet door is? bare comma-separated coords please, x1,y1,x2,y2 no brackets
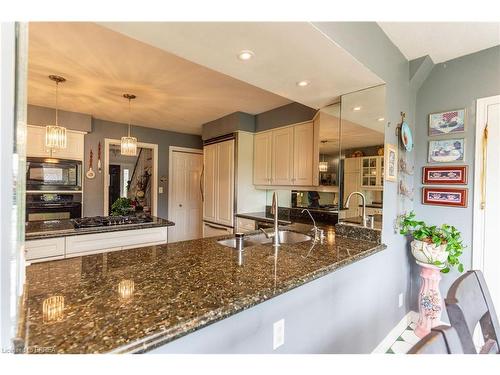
27,125,85,160
203,222,233,238
293,122,314,186
343,158,361,218
25,237,65,262
203,143,217,222
216,140,234,226
253,132,272,185
26,125,50,157
57,132,85,160
271,127,294,185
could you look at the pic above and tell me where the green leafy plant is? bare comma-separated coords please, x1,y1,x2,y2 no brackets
399,211,465,273
111,197,133,216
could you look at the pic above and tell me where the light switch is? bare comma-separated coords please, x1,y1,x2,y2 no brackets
159,187,164,194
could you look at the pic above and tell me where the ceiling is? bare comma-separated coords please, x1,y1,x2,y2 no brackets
378,22,500,63
99,22,384,109
28,22,290,135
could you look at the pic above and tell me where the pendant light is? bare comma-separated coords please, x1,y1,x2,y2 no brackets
121,93,138,156
45,75,67,153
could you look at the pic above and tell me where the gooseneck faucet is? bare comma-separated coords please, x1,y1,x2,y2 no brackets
271,192,280,247
345,191,367,227
301,209,324,242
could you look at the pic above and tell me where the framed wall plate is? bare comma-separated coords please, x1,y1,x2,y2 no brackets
428,138,465,163
422,187,468,208
429,108,466,136
422,166,467,185
400,122,413,152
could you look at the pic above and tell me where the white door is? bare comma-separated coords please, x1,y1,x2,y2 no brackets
474,95,500,315
293,122,314,186
272,126,294,185
253,131,272,185
169,150,203,242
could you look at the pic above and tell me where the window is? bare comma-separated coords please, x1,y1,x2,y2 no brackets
122,168,129,197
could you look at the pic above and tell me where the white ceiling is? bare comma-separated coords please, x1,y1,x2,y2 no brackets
378,22,500,63
28,22,290,135
99,22,384,109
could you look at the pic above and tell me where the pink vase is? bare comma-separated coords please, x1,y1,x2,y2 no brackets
414,263,443,338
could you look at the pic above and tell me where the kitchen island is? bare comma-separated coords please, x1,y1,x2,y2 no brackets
18,223,385,353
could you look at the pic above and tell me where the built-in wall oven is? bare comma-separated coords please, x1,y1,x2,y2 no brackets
26,157,82,192
26,193,82,222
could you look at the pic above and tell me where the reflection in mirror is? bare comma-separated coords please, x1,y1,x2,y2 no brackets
317,103,340,188
338,85,386,229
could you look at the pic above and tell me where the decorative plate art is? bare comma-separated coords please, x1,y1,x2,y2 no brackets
422,166,467,185
428,138,465,163
429,109,465,136
422,187,468,208
400,122,413,152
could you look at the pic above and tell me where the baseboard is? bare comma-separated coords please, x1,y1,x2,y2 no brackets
372,311,418,353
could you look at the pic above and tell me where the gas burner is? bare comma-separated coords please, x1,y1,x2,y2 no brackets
72,214,153,229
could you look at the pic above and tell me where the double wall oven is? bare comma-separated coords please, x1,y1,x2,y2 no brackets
26,157,83,222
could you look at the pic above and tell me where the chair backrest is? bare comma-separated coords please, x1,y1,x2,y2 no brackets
408,325,464,354
445,270,500,354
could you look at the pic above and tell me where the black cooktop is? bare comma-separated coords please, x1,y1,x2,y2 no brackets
72,214,153,229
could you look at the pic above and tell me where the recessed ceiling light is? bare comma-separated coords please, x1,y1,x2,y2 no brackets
237,50,254,61
353,106,362,111
377,117,385,122
297,80,310,87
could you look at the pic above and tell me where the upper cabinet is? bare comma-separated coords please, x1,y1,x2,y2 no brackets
253,121,314,186
360,156,384,189
27,125,85,160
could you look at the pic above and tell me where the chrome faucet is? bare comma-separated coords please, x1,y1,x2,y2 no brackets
260,192,281,247
345,191,367,227
301,209,324,242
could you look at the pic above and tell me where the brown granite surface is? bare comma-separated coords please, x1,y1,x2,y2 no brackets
20,225,385,354
25,216,174,240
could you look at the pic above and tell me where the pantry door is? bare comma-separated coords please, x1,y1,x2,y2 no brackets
473,95,500,316
168,147,203,243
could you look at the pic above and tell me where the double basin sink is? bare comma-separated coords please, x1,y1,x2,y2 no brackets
217,230,312,250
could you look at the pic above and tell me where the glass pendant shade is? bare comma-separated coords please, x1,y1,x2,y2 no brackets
120,136,137,156
319,161,328,172
42,295,65,323
45,125,67,149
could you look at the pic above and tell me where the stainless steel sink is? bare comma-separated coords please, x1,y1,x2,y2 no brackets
277,230,312,244
217,230,312,249
216,238,259,249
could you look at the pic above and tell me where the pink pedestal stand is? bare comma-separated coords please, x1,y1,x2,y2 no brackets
414,263,443,338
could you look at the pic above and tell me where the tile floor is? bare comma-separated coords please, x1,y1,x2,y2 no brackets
386,322,420,354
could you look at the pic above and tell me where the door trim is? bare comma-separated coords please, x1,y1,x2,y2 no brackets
472,95,500,270
103,138,158,217
167,146,203,225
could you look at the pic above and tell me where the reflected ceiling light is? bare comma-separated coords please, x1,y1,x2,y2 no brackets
45,75,67,155
319,161,328,172
377,117,385,122
118,279,135,300
237,50,254,61
42,295,65,323
296,80,310,87
121,94,138,156
353,106,362,111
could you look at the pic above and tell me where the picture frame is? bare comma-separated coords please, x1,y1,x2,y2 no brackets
422,187,468,208
384,143,398,182
428,138,465,163
422,166,468,185
428,108,466,136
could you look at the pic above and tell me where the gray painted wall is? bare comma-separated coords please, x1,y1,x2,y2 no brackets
255,102,316,132
154,22,414,353
27,104,92,132
412,46,500,310
83,118,202,218
201,111,255,140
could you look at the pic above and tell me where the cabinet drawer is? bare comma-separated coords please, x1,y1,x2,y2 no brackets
65,227,168,255
203,222,233,238
236,217,256,233
25,237,65,261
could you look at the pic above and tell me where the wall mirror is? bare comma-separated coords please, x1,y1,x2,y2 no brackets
338,84,386,229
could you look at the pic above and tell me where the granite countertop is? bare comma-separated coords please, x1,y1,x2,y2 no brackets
25,216,174,240
19,224,385,354
236,212,292,225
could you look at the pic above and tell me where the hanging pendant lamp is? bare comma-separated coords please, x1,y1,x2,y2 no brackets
121,93,138,156
45,75,67,153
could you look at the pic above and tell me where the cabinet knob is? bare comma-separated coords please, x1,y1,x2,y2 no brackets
179,204,183,207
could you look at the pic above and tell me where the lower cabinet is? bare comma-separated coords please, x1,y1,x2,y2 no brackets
236,217,256,233
203,222,233,238
25,227,168,263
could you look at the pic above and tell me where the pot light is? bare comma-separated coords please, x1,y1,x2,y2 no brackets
237,50,254,61
377,117,385,122
353,106,362,111
297,80,310,87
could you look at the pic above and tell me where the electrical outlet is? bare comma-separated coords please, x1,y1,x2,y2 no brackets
273,319,285,350
398,293,404,308
158,186,164,194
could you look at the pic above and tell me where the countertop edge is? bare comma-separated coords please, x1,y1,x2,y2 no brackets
110,241,387,354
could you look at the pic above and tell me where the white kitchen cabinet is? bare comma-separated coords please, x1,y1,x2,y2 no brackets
360,156,384,189
271,126,294,185
253,132,272,185
293,122,314,186
26,125,85,160
236,217,256,233
342,157,362,218
203,222,234,238
203,139,235,227
25,237,65,262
